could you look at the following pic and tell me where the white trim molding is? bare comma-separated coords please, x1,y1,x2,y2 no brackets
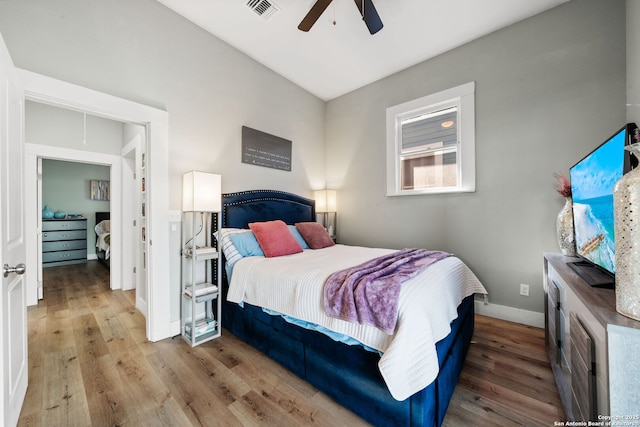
20,69,171,342
386,82,476,196
475,300,545,328
24,143,122,304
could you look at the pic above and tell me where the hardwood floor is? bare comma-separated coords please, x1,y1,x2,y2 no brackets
19,261,563,426
443,316,564,426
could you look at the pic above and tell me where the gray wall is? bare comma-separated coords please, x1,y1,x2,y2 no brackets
26,101,124,154
0,0,632,318
0,0,326,207
325,0,627,313
0,0,325,325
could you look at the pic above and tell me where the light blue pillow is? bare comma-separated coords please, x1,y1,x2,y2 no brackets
214,228,247,267
230,232,264,257
288,225,310,249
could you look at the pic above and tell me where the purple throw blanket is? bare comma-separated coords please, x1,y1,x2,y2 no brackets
323,248,452,334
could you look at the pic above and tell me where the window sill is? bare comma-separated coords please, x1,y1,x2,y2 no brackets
386,187,475,197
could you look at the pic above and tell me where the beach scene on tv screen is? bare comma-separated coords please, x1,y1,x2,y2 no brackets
570,130,625,274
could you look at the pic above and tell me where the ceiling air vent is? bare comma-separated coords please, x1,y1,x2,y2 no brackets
246,0,280,21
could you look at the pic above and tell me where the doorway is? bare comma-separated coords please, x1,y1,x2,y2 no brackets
20,68,171,341
39,159,113,309
27,143,122,303
28,105,148,314
121,132,148,316
40,158,111,271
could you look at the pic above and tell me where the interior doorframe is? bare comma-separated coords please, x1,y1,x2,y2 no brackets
121,135,138,294
121,133,148,317
20,69,171,342
25,145,122,298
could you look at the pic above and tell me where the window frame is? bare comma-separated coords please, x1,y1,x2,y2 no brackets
386,82,476,196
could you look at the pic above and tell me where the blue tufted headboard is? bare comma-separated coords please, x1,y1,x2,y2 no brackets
220,189,315,229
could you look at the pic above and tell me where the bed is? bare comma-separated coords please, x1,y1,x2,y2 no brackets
218,190,486,426
95,211,110,268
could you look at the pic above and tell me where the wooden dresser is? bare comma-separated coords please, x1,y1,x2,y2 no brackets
544,253,640,420
42,218,87,267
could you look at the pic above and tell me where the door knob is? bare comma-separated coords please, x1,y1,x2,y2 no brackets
3,263,26,278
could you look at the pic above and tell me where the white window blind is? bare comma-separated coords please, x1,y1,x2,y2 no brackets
400,107,458,190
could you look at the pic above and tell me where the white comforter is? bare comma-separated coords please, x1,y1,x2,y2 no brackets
227,244,487,400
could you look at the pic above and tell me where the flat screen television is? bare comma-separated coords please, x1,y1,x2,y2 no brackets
569,122,638,287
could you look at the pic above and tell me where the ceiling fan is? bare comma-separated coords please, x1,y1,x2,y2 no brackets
298,0,383,35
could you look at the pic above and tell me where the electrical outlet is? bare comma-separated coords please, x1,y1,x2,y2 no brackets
520,284,530,297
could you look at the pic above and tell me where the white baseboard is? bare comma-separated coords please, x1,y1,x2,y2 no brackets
170,320,181,337
136,297,148,318
474,300,544,328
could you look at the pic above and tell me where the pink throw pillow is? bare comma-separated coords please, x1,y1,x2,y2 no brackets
295,222,335,249
249,220,303,257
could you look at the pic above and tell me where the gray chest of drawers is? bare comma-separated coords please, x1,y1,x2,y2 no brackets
42,218,87,267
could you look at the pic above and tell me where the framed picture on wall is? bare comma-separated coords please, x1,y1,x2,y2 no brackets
90,180,110,201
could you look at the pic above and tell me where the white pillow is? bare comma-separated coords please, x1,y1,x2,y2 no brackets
214,228,251,268
95,219,111,235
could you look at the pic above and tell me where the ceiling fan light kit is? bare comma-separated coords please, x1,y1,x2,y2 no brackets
298,0,383,34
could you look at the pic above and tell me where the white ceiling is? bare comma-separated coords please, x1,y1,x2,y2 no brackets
156,0,569,101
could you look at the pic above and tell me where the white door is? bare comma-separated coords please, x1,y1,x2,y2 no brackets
122,147,135,291
0,33,28,427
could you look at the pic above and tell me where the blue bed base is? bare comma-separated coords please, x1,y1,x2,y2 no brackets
219,190,474,427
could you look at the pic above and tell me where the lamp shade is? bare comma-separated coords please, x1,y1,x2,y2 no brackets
326,190,337,212
314,189,337,213
182,171,221,212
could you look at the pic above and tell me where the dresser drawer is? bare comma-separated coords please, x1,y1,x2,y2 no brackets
42,240,86,252
42,249,87,264
42,230,86,241
43,219,87,231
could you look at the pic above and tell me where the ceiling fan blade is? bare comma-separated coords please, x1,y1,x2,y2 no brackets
353,0,383,35
298,0,334,32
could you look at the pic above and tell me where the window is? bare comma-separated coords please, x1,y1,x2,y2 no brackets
386,82,475,196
